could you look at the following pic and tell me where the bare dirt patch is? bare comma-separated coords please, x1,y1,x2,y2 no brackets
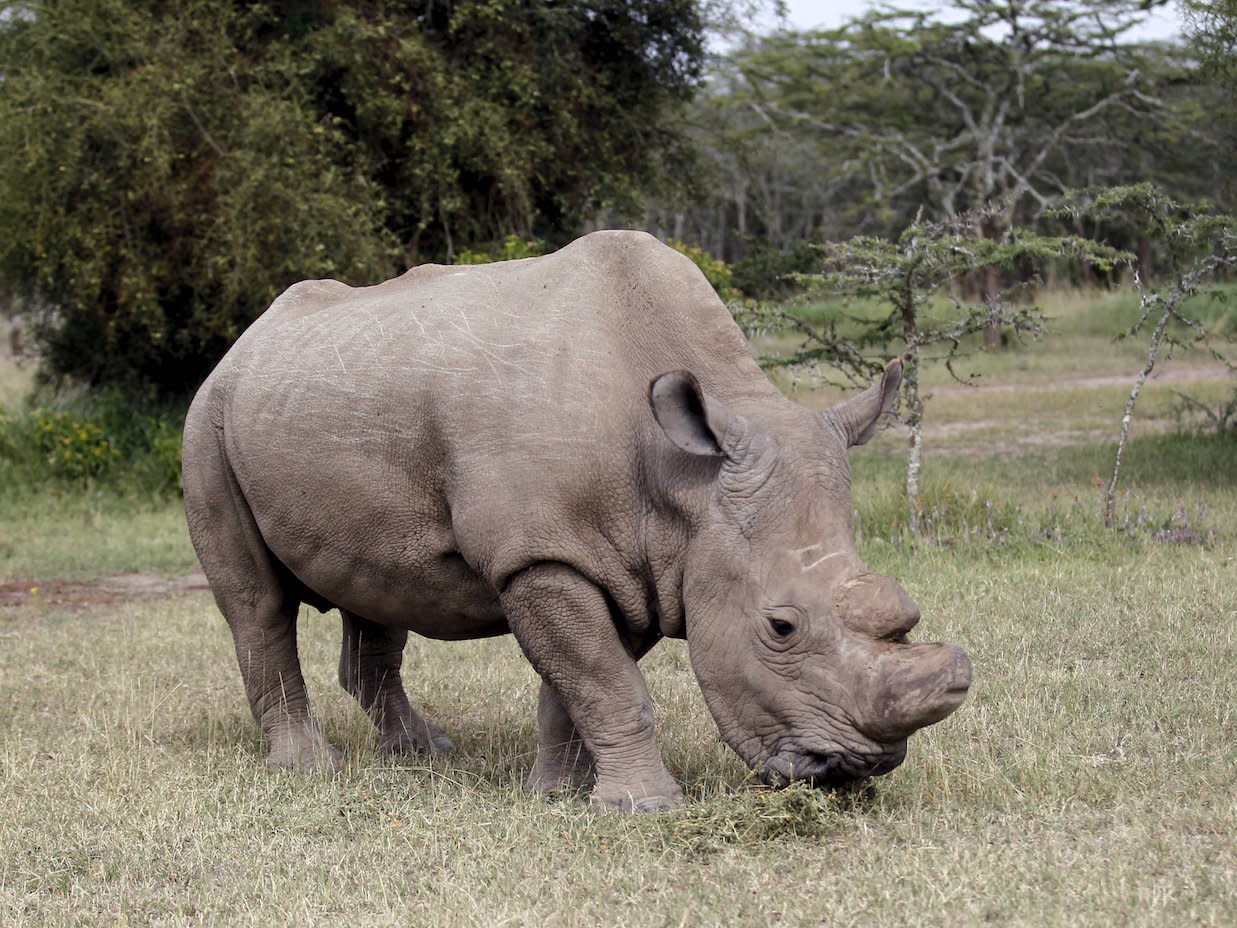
0,571,209,615
926,360,1231,396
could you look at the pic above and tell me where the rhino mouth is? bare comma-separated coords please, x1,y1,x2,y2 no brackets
757,740,908,789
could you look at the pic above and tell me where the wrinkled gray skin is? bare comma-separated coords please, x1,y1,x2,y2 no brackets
183,230,971,812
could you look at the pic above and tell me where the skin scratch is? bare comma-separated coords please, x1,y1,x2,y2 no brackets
801,550,845,572
790,542,825,556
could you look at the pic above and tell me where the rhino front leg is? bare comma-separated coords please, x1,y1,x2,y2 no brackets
501,563,682,812
338,610,454,755
526,681,595,794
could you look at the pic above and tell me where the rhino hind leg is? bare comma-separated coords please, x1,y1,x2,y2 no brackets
183,427,341,773
338,610,454,755
525,681,595,794
501,563,683,812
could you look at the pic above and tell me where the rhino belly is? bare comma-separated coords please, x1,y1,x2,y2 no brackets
271,521,508,640
228,426,508,639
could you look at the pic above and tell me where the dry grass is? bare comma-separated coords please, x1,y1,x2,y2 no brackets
0,546,1232,926
0,295,1234,927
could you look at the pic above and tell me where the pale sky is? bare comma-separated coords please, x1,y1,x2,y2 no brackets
768,0,1183,41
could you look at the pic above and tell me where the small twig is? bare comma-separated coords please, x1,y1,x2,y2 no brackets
1105,274,1171,527
180,101,227,158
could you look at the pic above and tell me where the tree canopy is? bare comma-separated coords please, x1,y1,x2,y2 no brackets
660,0,1232,262
1,0,1233,394
0,0,707,392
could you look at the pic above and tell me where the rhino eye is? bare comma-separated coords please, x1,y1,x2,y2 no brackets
763,605,805,643
768,616,797,638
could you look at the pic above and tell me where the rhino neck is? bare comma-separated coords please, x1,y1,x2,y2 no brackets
635,410,774,640
635,375,795,640
632,405,729,640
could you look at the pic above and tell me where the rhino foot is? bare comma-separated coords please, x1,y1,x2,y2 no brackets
526,738,595,795
429,731,456,753
591,773,684,813
266,726,343,773
591,789,684,814
379,720,455,756
525,761,594,796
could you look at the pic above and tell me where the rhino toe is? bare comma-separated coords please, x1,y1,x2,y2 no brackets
379,720,455,756
591,777,685,813
429,732,456,753
266,728,343,773
632,795,682,813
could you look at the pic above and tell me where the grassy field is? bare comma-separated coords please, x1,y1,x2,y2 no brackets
1,296,1234,927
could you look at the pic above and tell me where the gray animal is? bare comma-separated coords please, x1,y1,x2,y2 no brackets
183,231,971,811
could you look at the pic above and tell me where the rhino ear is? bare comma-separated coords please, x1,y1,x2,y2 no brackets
824,359,902,447
649,370,736,458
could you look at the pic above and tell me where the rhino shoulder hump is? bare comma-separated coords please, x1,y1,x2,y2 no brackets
269,278,353,316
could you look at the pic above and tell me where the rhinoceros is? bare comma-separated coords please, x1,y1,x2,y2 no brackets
182,230,971,811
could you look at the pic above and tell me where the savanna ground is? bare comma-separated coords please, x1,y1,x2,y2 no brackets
0,290,1233,927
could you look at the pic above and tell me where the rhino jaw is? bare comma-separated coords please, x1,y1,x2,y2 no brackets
757,739,909,789
731,640,972,790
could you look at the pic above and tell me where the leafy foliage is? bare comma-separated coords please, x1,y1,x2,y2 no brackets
0,387,184,493
453,235,547,265
0,0,707,394
1183,0,1237,84
730,241,821,301
26,408,119,481
1055,184,1237,523
667,239,743,300
659,0,1230,262
743,204,1129,532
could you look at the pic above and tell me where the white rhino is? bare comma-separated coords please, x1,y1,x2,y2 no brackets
182,230,971,811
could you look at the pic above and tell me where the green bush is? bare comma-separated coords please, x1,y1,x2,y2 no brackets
731,242,823,301
453,235,546,265
28,408,119,481
0,389,184,495
667,239,743,301
0,1,706,397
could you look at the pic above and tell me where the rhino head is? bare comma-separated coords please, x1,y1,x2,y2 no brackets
650,360,971,787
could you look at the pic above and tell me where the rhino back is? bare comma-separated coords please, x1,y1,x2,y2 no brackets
207,231,770,634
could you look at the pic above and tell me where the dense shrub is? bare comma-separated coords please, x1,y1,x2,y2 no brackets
454,236,547,265
667,239,743,301
0,0,706,396
0,390,184,495
27,409,119,481
731,243,823,301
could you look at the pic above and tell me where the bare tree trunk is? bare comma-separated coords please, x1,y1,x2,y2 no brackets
1137,234,1153,285
1105,308,1171,526
980,216,1005,348
904,351,925,537
900,285,924,536
982,264,1004,347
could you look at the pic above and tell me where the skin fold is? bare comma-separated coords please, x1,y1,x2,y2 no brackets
182,230,971,811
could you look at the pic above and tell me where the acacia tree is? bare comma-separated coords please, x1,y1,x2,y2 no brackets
810,1,1167,228
1183,0,1237,80
1180,0,1237,210
667,1,1210,284
0,0,708,393
739,208,1126,534
1057,185,1237,525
